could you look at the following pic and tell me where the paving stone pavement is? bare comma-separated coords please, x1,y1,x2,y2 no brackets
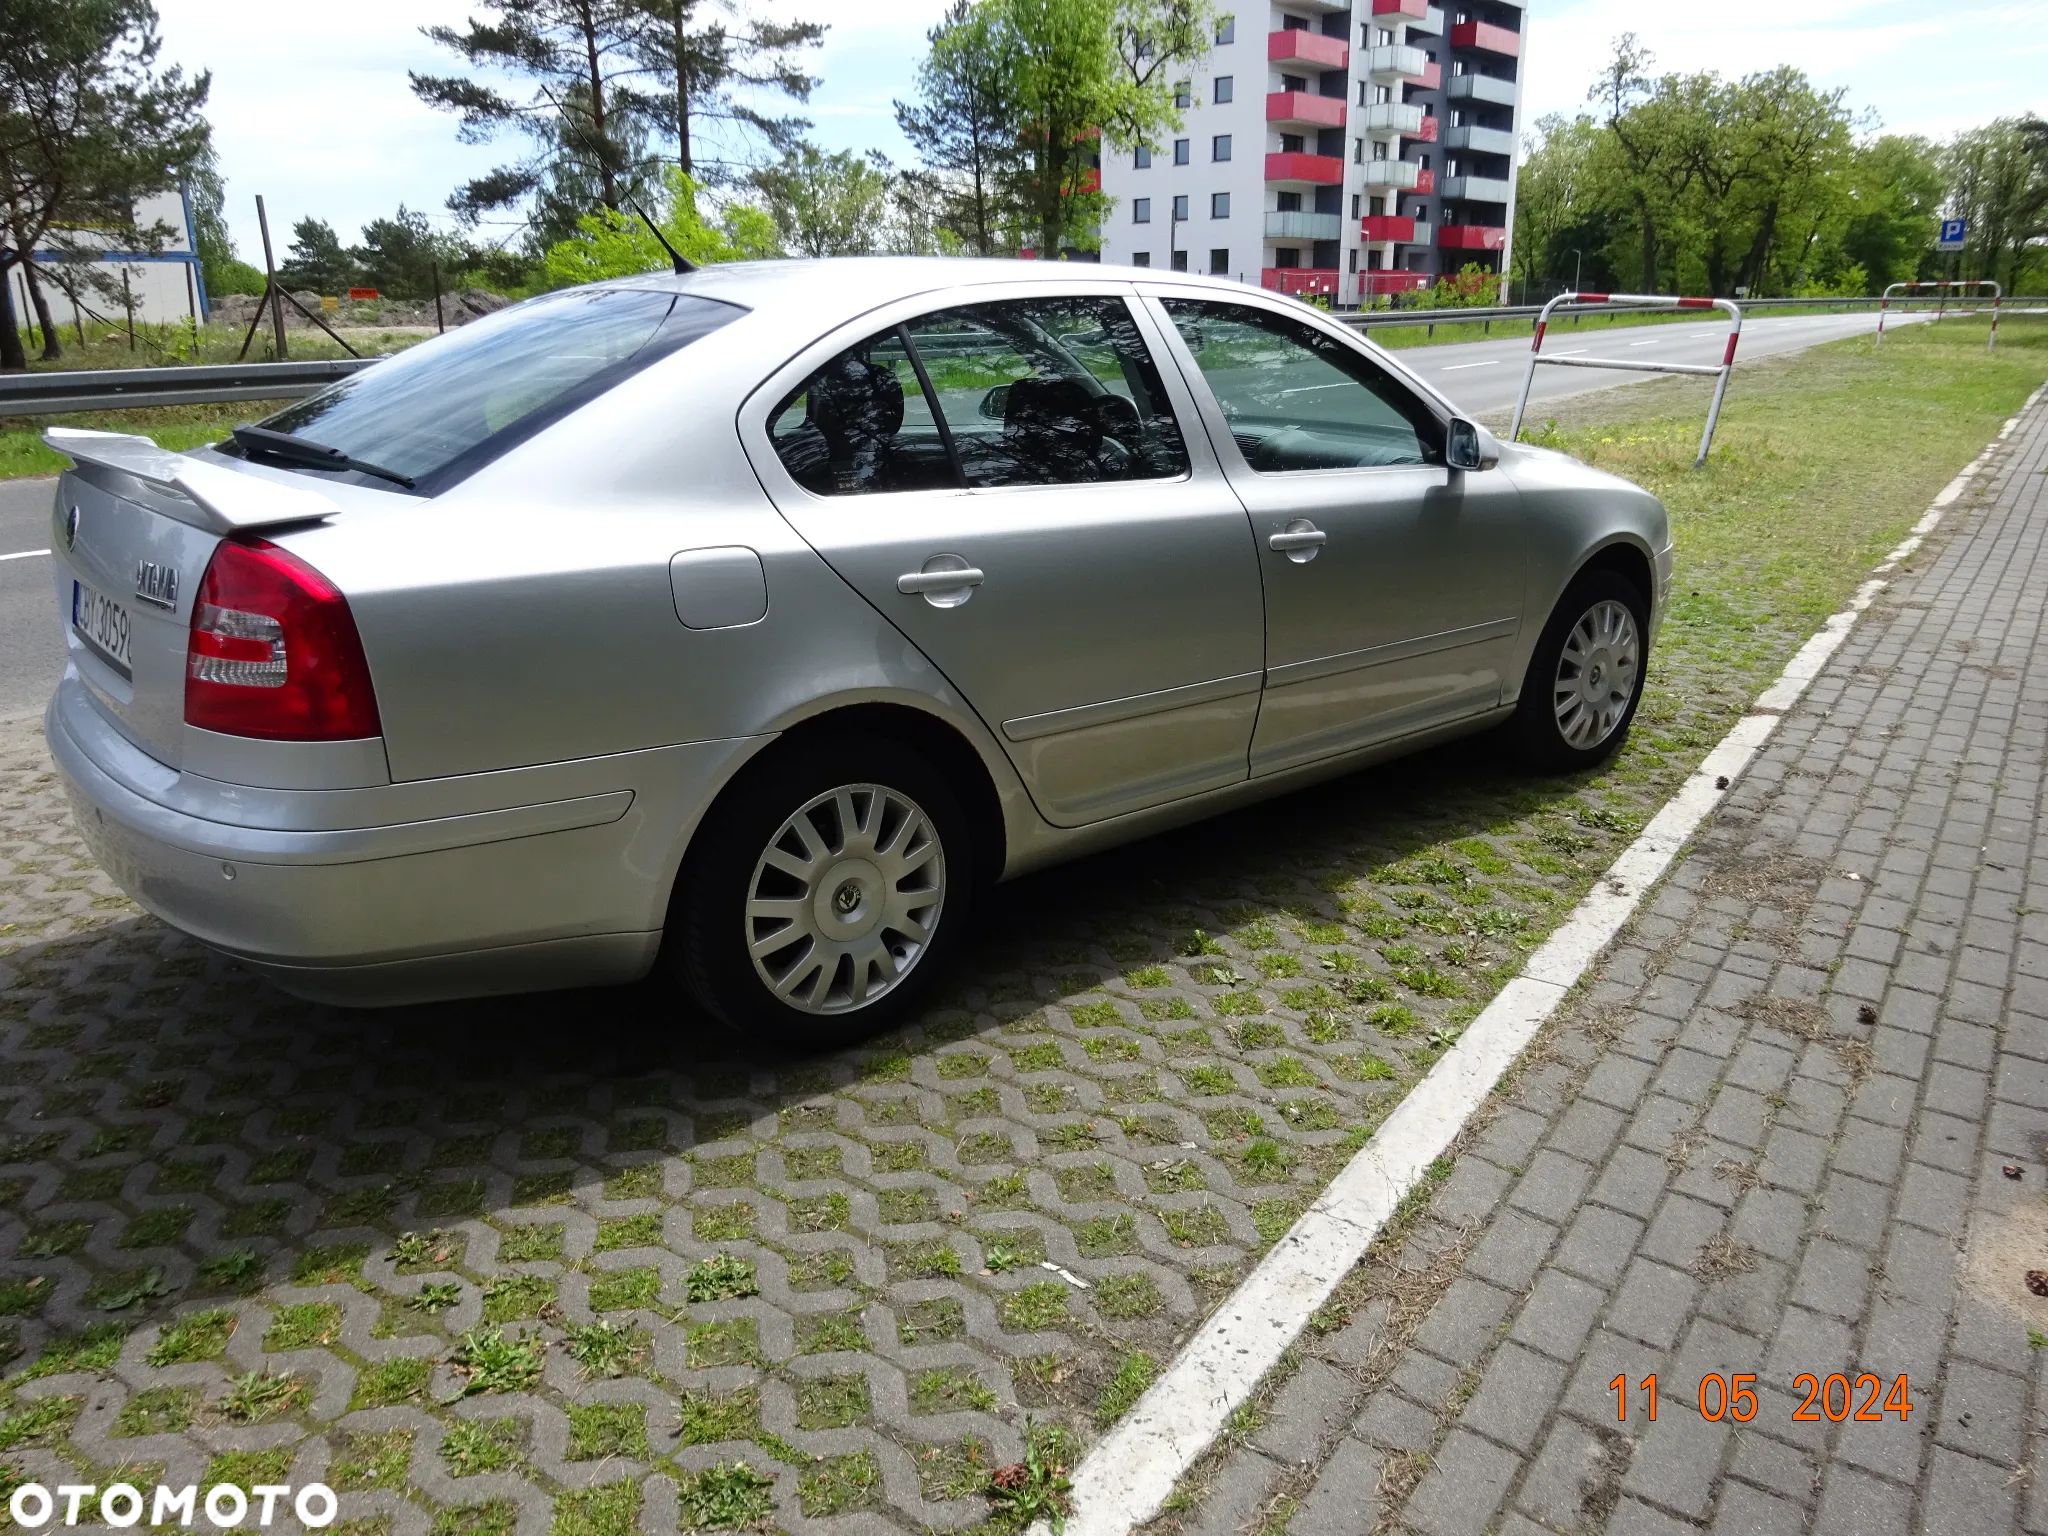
1161,394,2048,1534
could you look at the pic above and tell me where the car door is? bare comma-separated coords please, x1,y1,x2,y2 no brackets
1142,289,1528,777
740,284,1266,829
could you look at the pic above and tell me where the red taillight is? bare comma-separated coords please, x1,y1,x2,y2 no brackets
184,538,381,741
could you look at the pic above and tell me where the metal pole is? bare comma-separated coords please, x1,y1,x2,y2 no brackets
1989,284,2001,351
1508,292,1564,442
256,194,287,360
121,270,135,351
432,260,445,334
1697,323,1741,467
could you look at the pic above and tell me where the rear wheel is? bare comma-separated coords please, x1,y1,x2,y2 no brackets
1511,569,1649,771
670,735,973,1045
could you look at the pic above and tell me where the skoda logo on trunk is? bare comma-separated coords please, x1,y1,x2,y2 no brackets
63,504,80,549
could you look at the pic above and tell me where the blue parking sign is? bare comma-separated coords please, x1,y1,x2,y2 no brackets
1938,217,1967,251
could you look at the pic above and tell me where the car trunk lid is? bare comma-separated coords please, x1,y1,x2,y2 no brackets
44,429,341,770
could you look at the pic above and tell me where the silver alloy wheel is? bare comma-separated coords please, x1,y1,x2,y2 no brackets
1552,598,1641,750
745,783,946,1015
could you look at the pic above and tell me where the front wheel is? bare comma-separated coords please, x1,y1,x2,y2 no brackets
669,735,973,1045
1511,570,1650,771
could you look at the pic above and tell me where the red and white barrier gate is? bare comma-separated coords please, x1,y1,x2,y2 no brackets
1508,293,1744,467
1877,280,2001,350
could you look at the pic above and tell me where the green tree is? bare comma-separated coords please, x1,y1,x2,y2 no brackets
748,143,889,257
539,164,777,285
989,0,1214,256
626,0,825,183
410,0,651,227
352,206,454,299
1837,135,1943,289
277,217,355,292
184,142,260,298
894,0,1024,256
530,77,653,249
1510,113,1616,297
1942,117,2048,291
0,0,210,367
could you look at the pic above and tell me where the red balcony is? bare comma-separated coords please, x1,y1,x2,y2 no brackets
1073,168,1101,194
1417,61,1442,88
1361,215,1417,242
1438,224,1506,251
1268,28,1349,70
1262,268,1342,299
1451,20,1521,56
1265,152,1344,186
1405,114,1438,142
1361,270,1431,295
1371,0,1427,19
1415,167,1436,195
1267,90,1347,130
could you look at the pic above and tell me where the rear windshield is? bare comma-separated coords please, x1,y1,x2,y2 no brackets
239,287,742,491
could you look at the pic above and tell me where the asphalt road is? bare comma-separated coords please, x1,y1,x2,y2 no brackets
0,308,1927,728
1388,307,1928,418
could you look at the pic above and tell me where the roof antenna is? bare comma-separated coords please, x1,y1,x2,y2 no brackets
541,86,695,274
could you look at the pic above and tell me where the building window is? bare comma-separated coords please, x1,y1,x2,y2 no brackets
1213,133,1231,162
1133,198,1151,223
1134,145,1151,169
1209,247,1229,274
1281,72,1306,91
1276,190,1302,212
1350,193,1360,218
1283,15,1305,29
1374,84,1392,105
1214,75,1233,104
1172,193,1189,221
1280,132,1304,153
1212,191,1230,218
1173,138,1189,165
1347,249,1358,272
1133,251,1151,267
1357,81,1367,106
1372,140,1387,160
1352,138,1363,164
1215,15,1234,43
1376,27,1393,46
1274,248,1301,269
1171,250,1189,272
1174,81,1190,108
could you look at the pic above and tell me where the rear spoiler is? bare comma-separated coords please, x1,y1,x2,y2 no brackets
42,427,339,536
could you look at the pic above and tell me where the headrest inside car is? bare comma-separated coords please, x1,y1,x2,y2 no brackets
808,354,905,443
1005,376,1100,440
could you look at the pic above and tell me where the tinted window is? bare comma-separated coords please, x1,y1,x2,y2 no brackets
246,288,741,490
1163,299,1440,471
768,297,1190,495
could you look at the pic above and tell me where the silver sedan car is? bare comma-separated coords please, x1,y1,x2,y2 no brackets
44,259,1671,1041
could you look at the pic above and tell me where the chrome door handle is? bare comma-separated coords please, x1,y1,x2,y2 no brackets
897,567,985,594
1269,520,1327,563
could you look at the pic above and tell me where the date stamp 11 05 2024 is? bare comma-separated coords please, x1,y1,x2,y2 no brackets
1610,1372,1915,1425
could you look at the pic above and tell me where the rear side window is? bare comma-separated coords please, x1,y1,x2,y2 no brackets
244,288,742,491
769,295,1190,496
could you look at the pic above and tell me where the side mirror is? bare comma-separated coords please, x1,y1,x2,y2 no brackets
1446,417,1499,472
979,384,1010,421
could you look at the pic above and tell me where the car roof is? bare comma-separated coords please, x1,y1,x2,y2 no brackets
597,255,1263,328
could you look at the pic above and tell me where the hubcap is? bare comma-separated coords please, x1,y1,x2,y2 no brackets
745,783,945,1016
1553,599,1641,750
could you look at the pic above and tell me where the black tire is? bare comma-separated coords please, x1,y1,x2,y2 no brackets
1510,568,1651,771
669,733,974,1047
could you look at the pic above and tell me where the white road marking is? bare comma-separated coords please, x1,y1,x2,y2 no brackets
1549,348,1588,356
1438,360,1498,371
1046,378,2048,1536
0,549,51,563
1628,337,1663,346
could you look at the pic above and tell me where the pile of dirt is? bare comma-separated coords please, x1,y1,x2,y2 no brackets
208,288,512,331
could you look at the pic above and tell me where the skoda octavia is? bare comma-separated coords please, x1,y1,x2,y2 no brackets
44,259,1671,1041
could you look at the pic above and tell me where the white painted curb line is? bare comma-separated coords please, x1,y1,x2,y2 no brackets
1050,380,2046,1536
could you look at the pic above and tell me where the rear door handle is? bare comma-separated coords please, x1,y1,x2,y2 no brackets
897,567,985,594
1269,520,1327,563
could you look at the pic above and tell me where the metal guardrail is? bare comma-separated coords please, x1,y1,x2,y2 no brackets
0,358,375,417
0,294,2037,419
1340,293,2030,339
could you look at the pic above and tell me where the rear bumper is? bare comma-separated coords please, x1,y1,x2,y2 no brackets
46,674,766,1005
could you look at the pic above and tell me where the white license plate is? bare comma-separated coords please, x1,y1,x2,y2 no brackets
72,579,134,676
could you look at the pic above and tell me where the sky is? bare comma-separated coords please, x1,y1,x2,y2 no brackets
159,0,2046,261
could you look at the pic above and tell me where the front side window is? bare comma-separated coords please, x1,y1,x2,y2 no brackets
1163,299,1440,472
246,288,741,491
1216,15,1234,43
1172,194,1190,221
1211,191,1230,218
1213,133,1232,161
767,297,1190,495
1214,75,1234,104
1135,144,1151,169
1134,197,1152,223
1174,138,1190,166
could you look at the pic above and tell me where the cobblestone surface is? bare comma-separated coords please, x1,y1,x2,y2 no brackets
0,556,1763,1530
1154,394,2048,1532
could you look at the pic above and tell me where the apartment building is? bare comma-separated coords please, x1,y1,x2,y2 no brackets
1096,1,1526,306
